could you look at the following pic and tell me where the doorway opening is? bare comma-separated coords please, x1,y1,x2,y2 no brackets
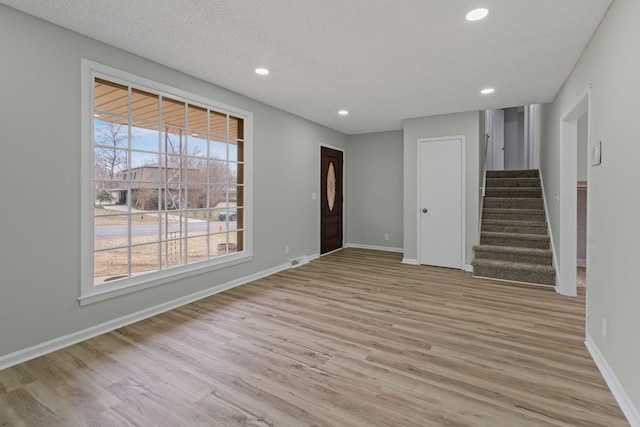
485,105,537,171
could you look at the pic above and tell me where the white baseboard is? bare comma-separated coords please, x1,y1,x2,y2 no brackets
289,253,320,268
345,243,404,253
400,258,470,271
585,335,640,426
0,262,290,371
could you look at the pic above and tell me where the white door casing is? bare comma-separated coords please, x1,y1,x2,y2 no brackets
418,136,465,269
524,105,532,169
558,88,590,296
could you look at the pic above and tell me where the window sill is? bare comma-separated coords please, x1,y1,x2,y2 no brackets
79,252,253,306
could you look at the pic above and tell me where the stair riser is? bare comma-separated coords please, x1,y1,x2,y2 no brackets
484,198,543,209
485,188,542,198
486,178,540,188
475,169,556,286
481,235,549,249
487,170,539,178
481,224,547,235
473,251,552,265
483,212,546,222
473,265,555,286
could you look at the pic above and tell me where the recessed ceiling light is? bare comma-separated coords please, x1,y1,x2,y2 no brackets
481,88,495,95
338,110,349,116
255,67,269,75
466,8,489,21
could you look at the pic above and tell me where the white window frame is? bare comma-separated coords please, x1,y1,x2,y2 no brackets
80,59,253,305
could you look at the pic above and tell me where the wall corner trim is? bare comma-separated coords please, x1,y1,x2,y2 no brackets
0,262,290,371
585,335,640,426
401,258,418,265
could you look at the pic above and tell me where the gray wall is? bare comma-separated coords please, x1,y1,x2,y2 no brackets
0,5,347,358
346,131,403,250
503,107,525,170
540,0,640,409
403,112,480,264
503,107,519,169
532,104,543,169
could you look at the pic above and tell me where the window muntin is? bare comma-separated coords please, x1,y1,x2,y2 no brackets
85,68,250,298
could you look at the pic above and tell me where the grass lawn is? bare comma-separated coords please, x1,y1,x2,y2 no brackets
94,207,164,226
94,232,239,284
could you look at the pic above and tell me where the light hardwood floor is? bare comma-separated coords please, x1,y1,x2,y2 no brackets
0,249,628,426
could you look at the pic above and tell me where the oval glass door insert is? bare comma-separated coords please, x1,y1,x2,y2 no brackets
327,161,336,211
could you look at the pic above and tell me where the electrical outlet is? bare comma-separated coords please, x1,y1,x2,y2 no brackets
384,233,389,241
285,245,289,254
601,318,607,340
555,192,559,205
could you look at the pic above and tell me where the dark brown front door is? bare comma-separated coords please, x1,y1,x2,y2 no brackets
321,147,343,254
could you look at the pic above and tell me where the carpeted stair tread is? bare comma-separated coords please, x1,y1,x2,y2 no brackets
486,169,539,178
481,219,547,235
482,208,546,222
484,187,542,198
474,169,556,286
483,197,543,209
471,259,556,286
473,244,552,256
486,177,541,188
483,208,545,214
481,231,549,240
472,244,553,264
482,219,546,227
480,231,550,249
472,259,555,272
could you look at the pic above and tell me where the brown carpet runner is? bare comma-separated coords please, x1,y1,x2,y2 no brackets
472,169,556,287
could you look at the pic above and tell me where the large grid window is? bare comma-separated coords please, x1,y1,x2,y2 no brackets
82,61,251,303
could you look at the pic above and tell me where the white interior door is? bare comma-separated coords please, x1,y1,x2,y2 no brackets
491,109,505,170
419,137,463,269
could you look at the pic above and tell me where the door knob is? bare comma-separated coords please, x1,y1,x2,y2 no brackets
422,208,428,213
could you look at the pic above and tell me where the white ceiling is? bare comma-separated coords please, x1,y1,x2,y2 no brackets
2,0,612,135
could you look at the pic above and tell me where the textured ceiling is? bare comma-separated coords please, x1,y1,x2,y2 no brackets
1,0,612,134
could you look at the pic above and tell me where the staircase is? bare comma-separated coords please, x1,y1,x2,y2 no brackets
472,169,556,287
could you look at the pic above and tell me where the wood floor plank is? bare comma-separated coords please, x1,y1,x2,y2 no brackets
0,248,629,426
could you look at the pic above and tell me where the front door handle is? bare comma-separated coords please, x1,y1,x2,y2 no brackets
422,208,428,213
